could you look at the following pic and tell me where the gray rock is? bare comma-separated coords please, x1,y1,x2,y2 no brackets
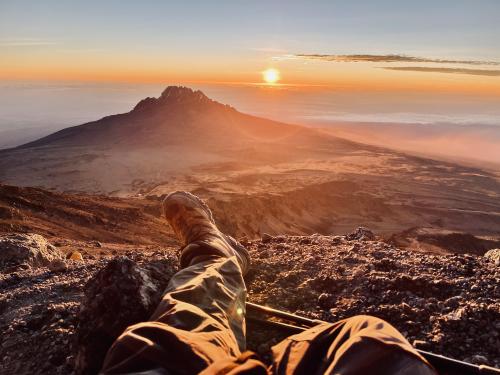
48,259,68,272
317,293,332,307
0,233,62,269
74,256,176,375
346,227,376,241
484,249,500,265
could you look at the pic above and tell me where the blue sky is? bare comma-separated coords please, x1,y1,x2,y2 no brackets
2,0,500,64
1,0,499,135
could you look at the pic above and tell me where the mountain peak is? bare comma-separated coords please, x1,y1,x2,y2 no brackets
133,86,213,112
160,86,208,101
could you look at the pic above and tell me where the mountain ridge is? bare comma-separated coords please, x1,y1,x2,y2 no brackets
13,86,330,150
0,85,366,194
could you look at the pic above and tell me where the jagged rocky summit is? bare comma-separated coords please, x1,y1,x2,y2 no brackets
133,86,221,112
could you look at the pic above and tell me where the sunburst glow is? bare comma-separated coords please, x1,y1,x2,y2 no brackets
263,68,280,84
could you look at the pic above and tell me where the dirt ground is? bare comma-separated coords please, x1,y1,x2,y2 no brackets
0,232,498,374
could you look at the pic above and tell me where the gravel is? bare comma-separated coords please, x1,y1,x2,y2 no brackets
1,231,499,374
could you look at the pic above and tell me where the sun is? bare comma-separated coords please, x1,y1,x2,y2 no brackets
263,68,280,84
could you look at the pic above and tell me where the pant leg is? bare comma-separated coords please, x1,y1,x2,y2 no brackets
101,256,251,374
270,315,437,375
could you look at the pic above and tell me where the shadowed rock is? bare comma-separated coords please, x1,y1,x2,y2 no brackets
74,256,177,374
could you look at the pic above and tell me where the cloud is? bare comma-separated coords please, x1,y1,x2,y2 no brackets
295,54,500,66
0,38,58,47
382,66,500,76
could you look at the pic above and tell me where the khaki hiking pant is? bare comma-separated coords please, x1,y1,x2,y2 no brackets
101,256,436,374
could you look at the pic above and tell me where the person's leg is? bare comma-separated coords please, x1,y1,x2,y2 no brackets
101,192,265,374
150,255,246,353
101,255,248,374
270,315,437,375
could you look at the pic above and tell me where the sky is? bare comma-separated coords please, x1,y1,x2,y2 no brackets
1,0,500,152
1,0,500,95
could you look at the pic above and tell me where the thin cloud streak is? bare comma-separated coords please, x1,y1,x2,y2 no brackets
383,66,500,77
0,38,58,47
295,54,500,66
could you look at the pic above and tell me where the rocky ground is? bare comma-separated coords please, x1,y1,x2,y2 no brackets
1,229,499,374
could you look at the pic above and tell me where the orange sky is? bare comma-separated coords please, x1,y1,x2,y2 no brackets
2,53,500,97
2,1,500,97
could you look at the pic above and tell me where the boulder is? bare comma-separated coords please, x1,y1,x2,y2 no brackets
0,233,62,269
74,256,177,374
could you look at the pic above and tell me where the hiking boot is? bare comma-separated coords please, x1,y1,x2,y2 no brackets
162,191,250,275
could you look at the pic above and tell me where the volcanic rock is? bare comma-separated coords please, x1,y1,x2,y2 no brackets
68,251,84,261
48,259,68,272
485,249,500,266
0,233,62,269
245,235,500,368
74,256,177,374
1,234,499,374
261,233,273,242
346,227,376,241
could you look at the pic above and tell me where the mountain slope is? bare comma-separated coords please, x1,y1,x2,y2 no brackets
0,86,499,244
2,183,500,255
0,184,175,245
16,86,347,151
0,86,363,194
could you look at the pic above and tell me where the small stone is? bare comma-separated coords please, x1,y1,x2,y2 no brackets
346,227,375,241
318,293,330,307
48,259,67,272
412,340,431,350
261,233,273,242
331,237,342,245
68,251,83,261
484,249,500,266
470,355,489,364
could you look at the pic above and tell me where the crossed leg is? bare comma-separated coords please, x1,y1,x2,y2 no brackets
101,192,436,374
101,254,435,374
